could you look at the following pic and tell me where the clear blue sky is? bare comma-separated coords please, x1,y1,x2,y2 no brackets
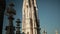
3,0,60,34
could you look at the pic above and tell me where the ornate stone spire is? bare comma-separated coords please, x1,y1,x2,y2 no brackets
16,19,21,34
43,30,47,34
5,1,16,34
43,26,47,34
22,0,40,34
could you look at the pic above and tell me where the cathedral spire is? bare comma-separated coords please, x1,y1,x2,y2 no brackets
43,27,47,34
5,1,16,34
16,19,21,34
43,29,47,34
22,0,40,34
